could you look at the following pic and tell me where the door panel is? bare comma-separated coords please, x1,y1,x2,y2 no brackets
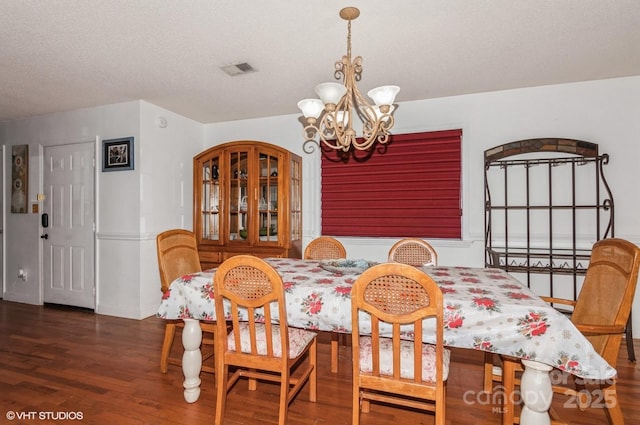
43,142,95,308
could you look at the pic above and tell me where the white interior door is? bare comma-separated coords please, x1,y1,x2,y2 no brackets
43,142,95,308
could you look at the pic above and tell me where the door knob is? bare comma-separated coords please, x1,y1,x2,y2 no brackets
41,234,48,239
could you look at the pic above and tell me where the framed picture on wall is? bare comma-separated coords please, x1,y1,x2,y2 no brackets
11,144,29,213
102,137,134,172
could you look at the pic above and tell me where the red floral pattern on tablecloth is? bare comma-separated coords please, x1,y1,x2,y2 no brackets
507,291,532,300
472,296,501,312
444,304,464,329
473,336,495,352
556,352,583,375
334,286,352,297
200,282,214,300
301,292,323,315
518,311,549,338
156,260,616,380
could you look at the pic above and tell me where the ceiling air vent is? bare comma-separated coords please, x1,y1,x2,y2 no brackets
220,62,256,76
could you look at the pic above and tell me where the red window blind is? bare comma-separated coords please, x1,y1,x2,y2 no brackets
321,129,462,238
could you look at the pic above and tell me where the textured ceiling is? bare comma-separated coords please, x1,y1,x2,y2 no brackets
1,0,639,124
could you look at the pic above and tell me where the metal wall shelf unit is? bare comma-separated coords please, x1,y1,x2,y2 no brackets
484,138,637,360
484,138,614,299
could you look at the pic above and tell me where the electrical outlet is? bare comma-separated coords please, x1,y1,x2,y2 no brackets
18,269,28,282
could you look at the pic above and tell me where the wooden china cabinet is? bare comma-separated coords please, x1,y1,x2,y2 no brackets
193,140,302,269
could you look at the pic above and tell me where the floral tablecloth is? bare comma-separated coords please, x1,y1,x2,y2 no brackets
157,257,616,380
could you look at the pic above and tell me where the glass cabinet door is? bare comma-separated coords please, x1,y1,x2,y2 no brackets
258,152,279,243
290,156,302,242
228,150,249,242
200,155,220,241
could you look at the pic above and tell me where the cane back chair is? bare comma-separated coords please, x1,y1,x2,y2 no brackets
156,229,218,374
388,238,438,267
351,262,450,425
213,255,317,425
304,236,348,373
484,238,640,425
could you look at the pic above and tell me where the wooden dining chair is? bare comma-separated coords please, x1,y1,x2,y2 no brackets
484,238,640,425
304,236,347,373
213,255,317,425
388,238,438,267
156,229,218,374
303,236,347,260
351,262,450,425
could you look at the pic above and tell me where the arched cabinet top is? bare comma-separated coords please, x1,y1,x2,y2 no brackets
195,140,291,160
484,138,599,163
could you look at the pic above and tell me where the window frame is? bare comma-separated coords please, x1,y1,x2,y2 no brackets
320,129,462,239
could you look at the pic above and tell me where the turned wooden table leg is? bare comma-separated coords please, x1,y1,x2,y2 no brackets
182,318,202,403
519,359,553,425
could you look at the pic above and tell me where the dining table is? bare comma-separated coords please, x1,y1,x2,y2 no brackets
157,257,616,425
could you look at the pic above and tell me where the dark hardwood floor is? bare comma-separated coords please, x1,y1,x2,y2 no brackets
1,300,638,424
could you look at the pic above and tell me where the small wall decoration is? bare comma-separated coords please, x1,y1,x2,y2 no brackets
11,144,28,213
102,137,134,172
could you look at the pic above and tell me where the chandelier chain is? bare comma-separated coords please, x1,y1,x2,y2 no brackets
346,19,352,62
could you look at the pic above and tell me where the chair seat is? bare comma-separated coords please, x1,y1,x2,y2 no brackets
229,323,317,358
359,336,451,382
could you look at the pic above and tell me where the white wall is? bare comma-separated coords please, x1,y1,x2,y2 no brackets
136,102,202,318
206,76,640,333
2,76,639,328
0,100,202,319
1,101,140,307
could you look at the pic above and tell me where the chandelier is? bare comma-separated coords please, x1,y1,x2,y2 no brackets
298,7,400,153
